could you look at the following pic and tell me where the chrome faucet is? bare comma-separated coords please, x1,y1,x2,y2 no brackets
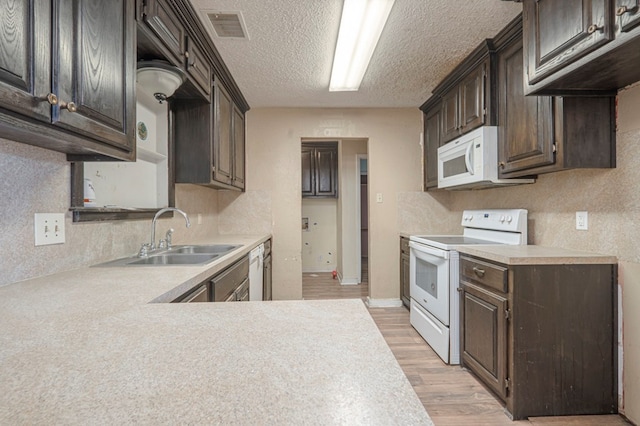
150,207,190,250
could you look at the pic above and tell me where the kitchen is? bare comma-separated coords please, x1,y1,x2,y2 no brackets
1,0,639,424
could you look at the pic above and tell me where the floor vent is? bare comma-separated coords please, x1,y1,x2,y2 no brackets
206,11,248,39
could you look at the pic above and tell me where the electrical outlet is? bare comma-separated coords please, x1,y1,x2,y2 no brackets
376,193,383,203
576,211,588,230
34,213,66,246
197,213,202,225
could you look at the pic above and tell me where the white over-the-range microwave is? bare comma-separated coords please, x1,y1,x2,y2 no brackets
437,126,534,190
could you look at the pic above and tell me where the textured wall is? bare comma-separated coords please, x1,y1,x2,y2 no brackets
243,107,422,300
0,139,219,287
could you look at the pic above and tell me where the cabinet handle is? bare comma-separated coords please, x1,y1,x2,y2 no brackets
44,93,58,105
616,5,636,15
60,101,77,113
499,161,505,169
587,24,603,34
184,50,190,59
472,266,485,277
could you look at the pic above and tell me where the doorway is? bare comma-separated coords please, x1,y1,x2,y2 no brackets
301,139,369,300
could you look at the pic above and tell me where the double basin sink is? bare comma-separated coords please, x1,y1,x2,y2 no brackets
98,244,240,267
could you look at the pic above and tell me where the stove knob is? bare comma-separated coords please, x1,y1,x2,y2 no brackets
500,215,505,223
506,215,513,223
468,215,473,221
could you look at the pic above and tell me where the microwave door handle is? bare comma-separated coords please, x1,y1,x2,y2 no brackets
464,143,474,175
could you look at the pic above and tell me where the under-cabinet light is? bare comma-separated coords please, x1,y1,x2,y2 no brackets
136,60,186,104
329,0,395,91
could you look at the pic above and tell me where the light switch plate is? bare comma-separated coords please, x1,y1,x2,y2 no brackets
35,213,66,246
576,211,588,230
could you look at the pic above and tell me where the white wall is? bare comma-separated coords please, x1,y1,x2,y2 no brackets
302,198,338,272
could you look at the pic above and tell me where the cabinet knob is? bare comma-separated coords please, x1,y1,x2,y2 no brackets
499,161,505,169
587,24,603,34
184,50,190,59
60,101,77,113
45,93,58,105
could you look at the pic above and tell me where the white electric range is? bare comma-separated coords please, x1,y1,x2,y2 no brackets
409,209,528,365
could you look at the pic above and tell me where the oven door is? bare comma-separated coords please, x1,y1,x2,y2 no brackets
409,241,450,325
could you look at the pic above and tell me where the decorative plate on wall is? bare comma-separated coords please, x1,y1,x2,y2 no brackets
137,121,148,141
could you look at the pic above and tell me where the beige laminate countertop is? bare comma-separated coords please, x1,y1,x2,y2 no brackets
456,244,618,265
0,235,432,425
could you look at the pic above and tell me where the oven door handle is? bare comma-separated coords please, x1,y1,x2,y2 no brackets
409,241,449,260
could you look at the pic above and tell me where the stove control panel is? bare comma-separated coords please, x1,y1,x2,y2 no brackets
461,209,527,234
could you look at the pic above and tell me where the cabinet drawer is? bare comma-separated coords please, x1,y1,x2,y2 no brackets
210,256,249,301
460,256,507,293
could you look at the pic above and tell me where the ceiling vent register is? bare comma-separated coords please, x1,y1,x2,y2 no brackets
206,12,248,39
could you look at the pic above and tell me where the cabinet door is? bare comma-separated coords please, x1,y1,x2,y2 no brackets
186,36,211,98
55,0,135,152
141,0,186,66
423,106,441,189
401,252,410,307
525,0,613,84
0,0,51,122
232,106,245,190
461,282,509,401
301,146,315,196
214,82,233,185
459,64,485,133
441,88,459,143
315,147,338,197
616,0,640,32
499,38,555,176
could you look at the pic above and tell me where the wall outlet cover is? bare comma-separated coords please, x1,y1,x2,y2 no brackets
576,211,588,230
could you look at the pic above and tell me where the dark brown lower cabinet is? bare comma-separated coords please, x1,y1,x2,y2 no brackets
263,239,272,301
460,255,617,420
400,237,410,308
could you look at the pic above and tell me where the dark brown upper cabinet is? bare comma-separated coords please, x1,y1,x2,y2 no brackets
496,16,616,178
419,40,496,189
301,142,338,198
232,106,246,190
523,0,640,95
137,0,211,101
434,41,495,144
0,0,136,161
174,79,245,191
421,98,442,190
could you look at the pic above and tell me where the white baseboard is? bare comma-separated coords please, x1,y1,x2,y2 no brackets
365,297,403,308
339,277,360,285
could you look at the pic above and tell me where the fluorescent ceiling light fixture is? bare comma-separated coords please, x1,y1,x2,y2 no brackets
329,0,395,91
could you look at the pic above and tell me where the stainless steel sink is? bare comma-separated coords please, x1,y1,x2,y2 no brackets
173,244,239,255
93,244,240,267
128,253,219,265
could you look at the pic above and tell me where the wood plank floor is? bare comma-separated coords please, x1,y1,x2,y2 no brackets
302,269,630,425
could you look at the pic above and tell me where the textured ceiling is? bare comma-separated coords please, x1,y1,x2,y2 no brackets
189,0,522,108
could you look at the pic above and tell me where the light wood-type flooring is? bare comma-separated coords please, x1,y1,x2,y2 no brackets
302,267,630,426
